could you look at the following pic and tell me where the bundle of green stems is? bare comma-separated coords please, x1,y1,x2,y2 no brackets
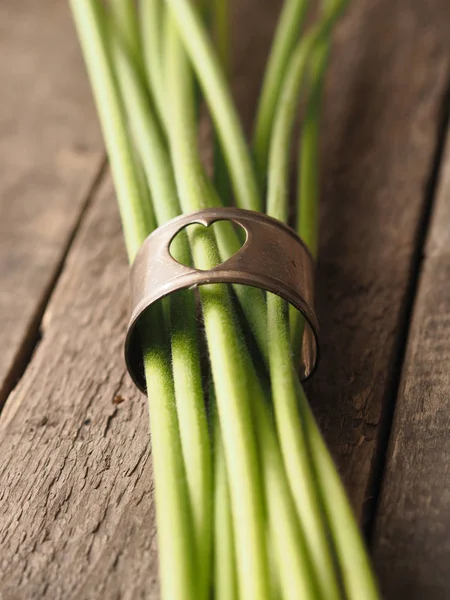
70,1,380,599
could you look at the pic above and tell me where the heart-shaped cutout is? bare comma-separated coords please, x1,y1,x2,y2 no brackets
169,219,246,270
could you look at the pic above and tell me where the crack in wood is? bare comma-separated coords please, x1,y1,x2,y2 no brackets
0,158,108,413
367,75,450,542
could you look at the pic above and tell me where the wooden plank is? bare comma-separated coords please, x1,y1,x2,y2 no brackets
372,127,450,598
0,0,449,597
0,176,158,600
306,0,450,524
0,0,103,405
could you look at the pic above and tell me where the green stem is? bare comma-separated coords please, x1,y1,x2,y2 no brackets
247,368,321,599
70,4,198,599
211,0,231,204
253,0,310,185
166,0,261,213
266,293,342,600
110,27,179,225
168,294,212,600
264,15,342,598
199,281,269,600
110,28,212,599
264,5,378,599
142,320,198,600
297,383,381,600
135,0,267,363
214,412,238,600
266,0,346,223
166,18,271,599
70,0,153,261
291,38,330,354
267,31,321,223
135,7,270,364
109,0,145,79
297,38,330,258
266,2,344,356
139,0,168,132
212,0,229,75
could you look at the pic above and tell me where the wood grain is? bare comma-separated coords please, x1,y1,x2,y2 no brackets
306,0,450,524
0,0,450,598
372,126,450,599
0,177,158,600
0,0,103,406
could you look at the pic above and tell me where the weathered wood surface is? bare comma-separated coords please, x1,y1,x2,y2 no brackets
372,127,450,599
0,177,158,600
0,0,103,406
307,0,450,524
0,0,450,598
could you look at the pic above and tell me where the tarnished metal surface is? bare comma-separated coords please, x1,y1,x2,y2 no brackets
125,208,319,393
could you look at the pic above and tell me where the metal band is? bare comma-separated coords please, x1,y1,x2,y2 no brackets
125,208,319,393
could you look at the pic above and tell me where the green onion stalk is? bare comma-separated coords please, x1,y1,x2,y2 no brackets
70,1,380,599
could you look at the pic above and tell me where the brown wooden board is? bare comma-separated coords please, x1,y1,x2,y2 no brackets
0,0,103,406
372,127,450,599
1,0,450,597
0,177,158,600
307,0,450,525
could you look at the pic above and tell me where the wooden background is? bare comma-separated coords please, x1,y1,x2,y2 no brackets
0,0,449,598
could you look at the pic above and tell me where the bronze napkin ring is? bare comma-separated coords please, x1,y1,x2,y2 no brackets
125,208,319,393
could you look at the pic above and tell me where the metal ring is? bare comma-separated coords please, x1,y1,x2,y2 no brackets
125,208,320,393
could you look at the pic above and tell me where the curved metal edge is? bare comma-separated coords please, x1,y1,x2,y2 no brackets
125,275,320,394
131,207,315,268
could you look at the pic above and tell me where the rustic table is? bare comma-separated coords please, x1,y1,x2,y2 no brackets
1,0,449,598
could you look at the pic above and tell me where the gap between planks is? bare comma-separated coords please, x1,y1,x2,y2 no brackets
0,0,105,411
365,76,450,540
371,82,450,598
0,158,107,413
